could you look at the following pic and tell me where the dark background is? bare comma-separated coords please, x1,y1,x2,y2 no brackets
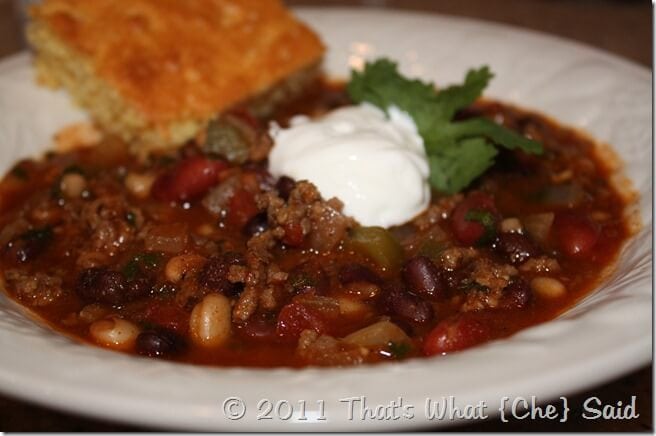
0,0,651,431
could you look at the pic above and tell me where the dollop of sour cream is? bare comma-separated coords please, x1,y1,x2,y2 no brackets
268,103,430,227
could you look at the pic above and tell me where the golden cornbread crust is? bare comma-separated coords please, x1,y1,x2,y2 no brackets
27,0,325,149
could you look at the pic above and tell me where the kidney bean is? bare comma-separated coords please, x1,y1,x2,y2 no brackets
499,279,532,309
552,212,599,257
338,264,382,286
423,313,491,355
381,284,433,324
151,156,227,202
197,253,244,296
75,268,127,306
275,176,296,201
136,328,185,357
243,212,269,237
236,316,278,342
402,256,445,300
451,192,499,246
494,233,538,265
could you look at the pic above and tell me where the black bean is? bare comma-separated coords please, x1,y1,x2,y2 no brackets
197,253,244,295
125,276,154,300
442,267,472,291
243,212,269,236
402,256,445,300
338,264,382,286
495,233,539,265
75,267,127,305
275,176,296,201
390,318,415,336
10,239,43,263
381,283,434,324
5,227,53,263
136,329,185,357
500,279,532,310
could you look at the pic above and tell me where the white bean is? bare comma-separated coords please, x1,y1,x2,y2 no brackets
531,276,567,299
189,293,231,348
165,254,206,283
124,172,155,199
78,303,109,324
500,217,523,234
60,173,87,198
89,317,140,350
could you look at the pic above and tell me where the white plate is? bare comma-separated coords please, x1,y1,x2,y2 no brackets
0,8,651,431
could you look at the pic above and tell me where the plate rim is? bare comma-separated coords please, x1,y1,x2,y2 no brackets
0,6,651,431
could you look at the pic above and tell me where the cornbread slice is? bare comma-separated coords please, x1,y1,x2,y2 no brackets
27,0,324,152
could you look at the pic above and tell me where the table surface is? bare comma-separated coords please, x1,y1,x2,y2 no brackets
0,0,651,431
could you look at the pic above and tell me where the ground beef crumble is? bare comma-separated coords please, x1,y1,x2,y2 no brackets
227,181,353,322
461,259,518,312
4,269,63,306
81,195,143,257
297,329,367,366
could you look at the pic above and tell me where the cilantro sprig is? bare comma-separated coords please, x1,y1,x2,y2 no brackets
347,59,543,194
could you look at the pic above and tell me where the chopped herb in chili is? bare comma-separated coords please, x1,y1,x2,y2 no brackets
465,209,497,245
387,341,411,359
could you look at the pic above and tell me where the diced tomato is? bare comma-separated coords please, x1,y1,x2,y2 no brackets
152,156,227,202
451,192,499,246
423,313,491,356
142,302,189,334
276,303,328,340
282,222,305,247
552,212,599,257
226,189,259,229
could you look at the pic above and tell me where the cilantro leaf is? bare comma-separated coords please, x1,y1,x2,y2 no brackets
347,59,543,194
347,58,436,118
428,138,497,194
348,59,441,139
446,118,543,154
433,66,493,120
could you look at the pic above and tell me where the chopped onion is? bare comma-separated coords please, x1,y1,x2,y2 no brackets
342,320,410,348
522,213,555,244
